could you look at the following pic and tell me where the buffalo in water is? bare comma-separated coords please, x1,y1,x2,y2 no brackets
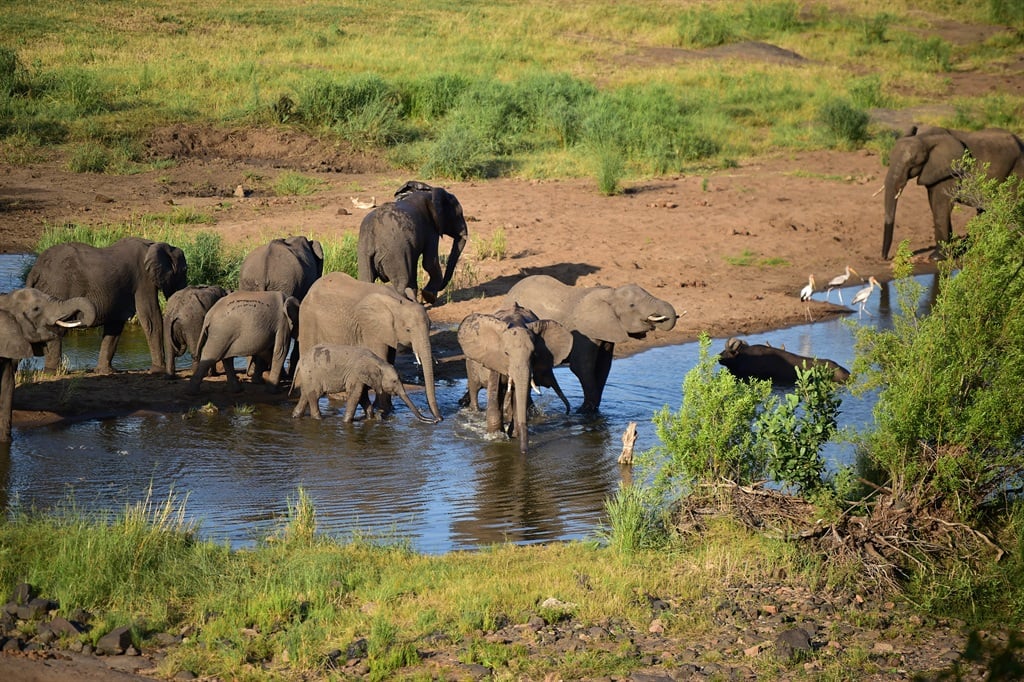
718,337,850,385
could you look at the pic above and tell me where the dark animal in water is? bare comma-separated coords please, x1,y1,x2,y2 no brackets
718,337,850,385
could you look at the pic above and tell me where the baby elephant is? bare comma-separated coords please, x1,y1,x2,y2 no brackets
718,337,850,385
163,285,229,376
291,344,438,423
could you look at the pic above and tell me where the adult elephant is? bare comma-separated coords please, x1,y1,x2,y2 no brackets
25,237,188,374
357,181,468,304
163,285,229,376
505,275,678,413
457,304,573,453
882,126,1024,259
0,288,95,442
187,291,299,395
238,235,324,376
718,337,850,385
299,272,443,422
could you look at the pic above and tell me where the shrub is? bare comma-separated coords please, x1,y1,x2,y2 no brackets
818,98,869,148
66,142,109,173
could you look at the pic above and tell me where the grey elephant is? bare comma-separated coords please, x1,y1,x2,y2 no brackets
291,344,437,423
505,275,678,412
25,237,188,374
718,337,850,385
186,290,299,394
0,288,95,442
882,126,1024,259
163,285,229,376
458,304,573,453
299,272,442,422
357,181,469,304
238,235,324,376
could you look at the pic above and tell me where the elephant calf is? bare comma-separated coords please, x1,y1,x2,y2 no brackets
717,337,850,385
291,344,437,423
163,285,229,376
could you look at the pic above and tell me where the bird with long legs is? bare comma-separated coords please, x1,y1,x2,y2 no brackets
850,276,881,319
799,274,816,321
825,265,859,304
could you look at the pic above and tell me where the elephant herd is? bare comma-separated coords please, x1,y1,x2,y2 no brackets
0,181,679,454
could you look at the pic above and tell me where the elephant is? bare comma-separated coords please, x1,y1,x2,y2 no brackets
505,275,678,412
238,235,324,377
457,304,573,453
186,290,299,395
882,126,1024,259
163,285,229,376
298,272,443,422
290,344,436,423
0,288,95,442
357,181,469,304
25,237,188,374
717,337,850,385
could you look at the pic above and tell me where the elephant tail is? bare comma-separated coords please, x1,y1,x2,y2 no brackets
288,358,302,396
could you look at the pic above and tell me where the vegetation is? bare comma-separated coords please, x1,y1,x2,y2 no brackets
1,1,1022,184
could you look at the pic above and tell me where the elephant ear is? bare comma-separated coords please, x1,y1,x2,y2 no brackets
283,295,300,332
0,311,33,359
145,242,188,298
457,313,507,373
571,288,630,343
428,188,463,238
919,134,967,186
528,319,573,366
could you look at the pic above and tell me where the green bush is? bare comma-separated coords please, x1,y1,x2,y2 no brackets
852,159,1024,519
66,141,110,173
818,98,869,148
676,6,736,48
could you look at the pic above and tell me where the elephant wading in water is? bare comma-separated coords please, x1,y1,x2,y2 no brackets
882,126,1024,259
299,272,443,422
718,337,850,385
187,291,299,395
358,181,468,304
505,275,678,413
26,237,188,374
0,288,95,442
238,235,324,378
163,285,229,377
291,344,436,423
457,304,573,453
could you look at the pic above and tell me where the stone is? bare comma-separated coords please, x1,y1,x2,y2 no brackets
11,583,33,605
775,627,812,661
97,625,133,655
47,616,83,637
17,597,56,621
2,636,23,652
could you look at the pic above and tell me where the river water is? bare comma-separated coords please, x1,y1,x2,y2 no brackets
0,254,937,553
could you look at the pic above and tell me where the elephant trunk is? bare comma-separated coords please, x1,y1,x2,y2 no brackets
396,384,436,424
510,362,531,454
438,230,468,293
882,169,906,260
648,299,678,332
411,327,443,422
56,296,97,329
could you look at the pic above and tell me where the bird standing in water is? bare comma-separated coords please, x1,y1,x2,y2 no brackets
799,274,816,321
825,265,859,304
851,276,881,319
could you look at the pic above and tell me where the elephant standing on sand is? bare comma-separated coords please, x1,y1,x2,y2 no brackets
299,272,443,422
187,291,299,395
0,288,95,442
26,237,188,374
163,285,229,376
882,126,1024,259
505,275,678,413
458,304,573,453
291,344,437,423
358,181,469,304
718,337,850,385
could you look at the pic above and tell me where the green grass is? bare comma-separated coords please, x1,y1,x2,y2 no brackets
0,1,1020,182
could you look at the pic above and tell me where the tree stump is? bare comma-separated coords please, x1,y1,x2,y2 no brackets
618,421,638,465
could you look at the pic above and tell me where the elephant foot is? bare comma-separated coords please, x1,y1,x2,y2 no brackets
92,365,118,376
146,364,164,375
576,403,600,415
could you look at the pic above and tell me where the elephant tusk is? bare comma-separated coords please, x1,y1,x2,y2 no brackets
531,378,540,395
647,314,670,323
895,187,903,201
871,184,885,198
56,320,84,328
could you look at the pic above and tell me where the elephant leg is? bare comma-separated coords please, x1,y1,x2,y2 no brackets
570,337,610,413
186,358,219,394
485,371,504,433
42,337,63,373
291,392,308,418
96,320,126,374
342,387,364,422
306,390,325,420
222,357,243,393
0,360,14,443
927,181,956,257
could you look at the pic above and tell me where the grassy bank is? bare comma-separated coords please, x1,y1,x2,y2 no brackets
2,1,1023,186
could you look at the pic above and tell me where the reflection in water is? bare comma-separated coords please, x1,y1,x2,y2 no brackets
0,251,939,554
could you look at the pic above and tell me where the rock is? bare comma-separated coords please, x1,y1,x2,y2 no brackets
17,597,56,620
46,616,83,637
526,615,545,631
234,185,247,198
775,627,812,661
2,636,23,652
97,625,133,655
11,583,34,605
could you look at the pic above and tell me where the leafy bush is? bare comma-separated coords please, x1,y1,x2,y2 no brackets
852,159,1024,519
818,98,869,148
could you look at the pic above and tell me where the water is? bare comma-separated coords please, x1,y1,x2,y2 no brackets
0,254,937,554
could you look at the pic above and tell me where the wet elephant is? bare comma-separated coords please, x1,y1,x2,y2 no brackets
717,337,850,385
505,275,678,412
163,285,229,376
25,237,188,374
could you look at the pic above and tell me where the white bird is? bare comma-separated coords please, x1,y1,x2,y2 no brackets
799,274,816,321
850,276,881,319
350,196,376,209
825,265,859,304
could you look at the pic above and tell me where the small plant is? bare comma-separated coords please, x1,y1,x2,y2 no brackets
818,98,869,148
600,484,666,553
474,227,507,261
272,171,324,196
595,147,625,196
66,142,109,173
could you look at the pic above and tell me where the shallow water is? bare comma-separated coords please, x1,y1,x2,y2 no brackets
0,255,937,553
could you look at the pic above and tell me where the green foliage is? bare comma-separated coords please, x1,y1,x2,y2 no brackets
320,232,359,278
817,98,870,148
648,334,772,494
676,1,802,47
594,146,625,196
756,365,841,494
988,0,1024,25
676,6,737,48
66,141,110,173
600,484,666,553
272,171,324,196
894,32,953,72
0,46,28,96
852,159,1024,519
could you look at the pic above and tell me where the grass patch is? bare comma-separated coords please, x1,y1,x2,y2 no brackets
273,171,325,197
724,250,789,267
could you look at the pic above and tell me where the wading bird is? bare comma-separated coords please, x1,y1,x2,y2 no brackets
825,265,859,304
851,276,881,319
799,274,816,321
